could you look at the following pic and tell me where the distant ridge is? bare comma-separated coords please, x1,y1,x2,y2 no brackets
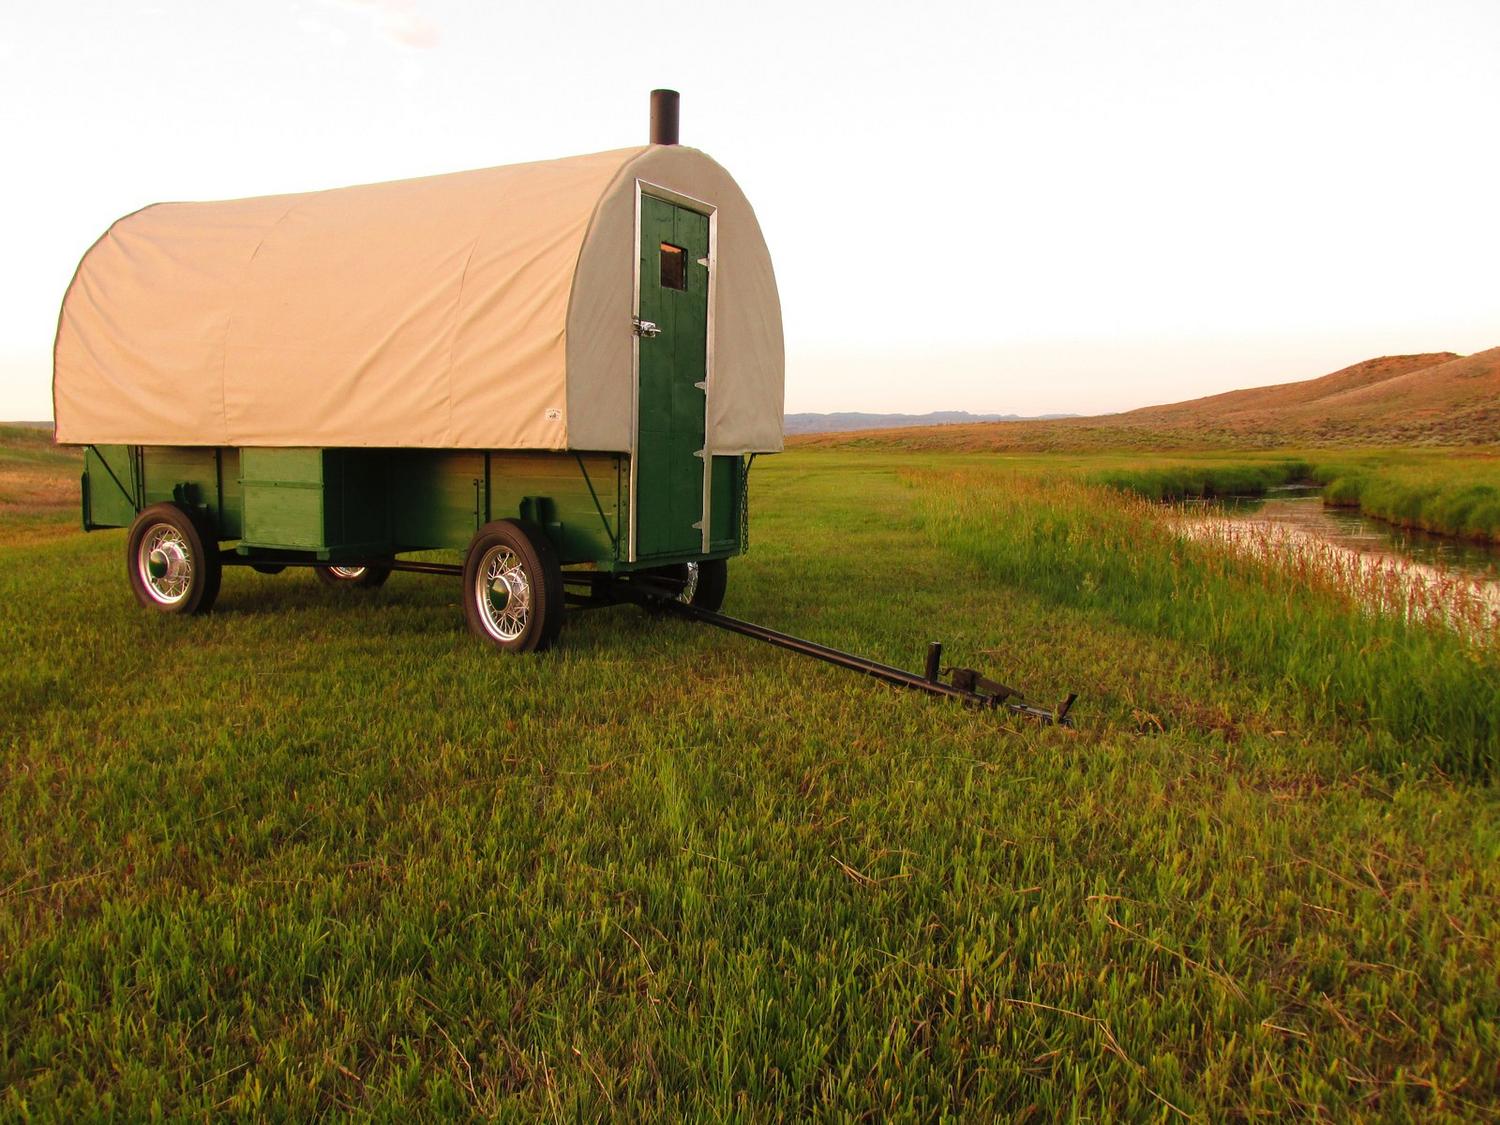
791,348,1500,451
785,410,1077,435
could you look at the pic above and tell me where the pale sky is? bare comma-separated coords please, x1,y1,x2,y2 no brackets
2,0,1496,419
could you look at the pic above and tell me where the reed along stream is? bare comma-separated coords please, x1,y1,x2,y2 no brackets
1172,485,1498,641
1189,485,1500,585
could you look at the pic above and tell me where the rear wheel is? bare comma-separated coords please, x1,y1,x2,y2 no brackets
314,563,391,589
462,520,563,652
126,503,222,615
643,558,728,613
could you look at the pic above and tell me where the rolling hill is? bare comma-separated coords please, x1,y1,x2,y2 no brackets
791,348,1500,451
784,410,1077,435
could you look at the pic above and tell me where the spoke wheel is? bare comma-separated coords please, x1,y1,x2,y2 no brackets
314,562,392,589
641,558,728,613
125,503,221,615
462,520,562,652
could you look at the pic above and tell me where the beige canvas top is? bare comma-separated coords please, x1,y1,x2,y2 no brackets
53,145,783,454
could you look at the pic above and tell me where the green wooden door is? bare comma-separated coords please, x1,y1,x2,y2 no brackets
635,195,710,560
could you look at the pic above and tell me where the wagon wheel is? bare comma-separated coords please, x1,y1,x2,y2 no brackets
314,562,392,589
461,520,563,653
125,502,222,615
642,559,728,613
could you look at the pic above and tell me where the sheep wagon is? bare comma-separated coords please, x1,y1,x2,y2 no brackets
53,91,782,652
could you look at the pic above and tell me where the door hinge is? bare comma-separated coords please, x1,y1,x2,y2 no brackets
696,256,712,269
694,380,707,391
633,317,660,338
691,520,705,530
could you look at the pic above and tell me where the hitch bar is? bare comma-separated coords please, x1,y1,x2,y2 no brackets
645,595,1076,727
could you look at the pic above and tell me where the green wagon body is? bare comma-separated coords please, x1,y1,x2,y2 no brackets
80,444,749,571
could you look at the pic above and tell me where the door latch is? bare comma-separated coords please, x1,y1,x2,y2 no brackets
633,317,660,338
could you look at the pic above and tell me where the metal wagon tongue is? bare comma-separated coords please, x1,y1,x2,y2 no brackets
623,576,1077,727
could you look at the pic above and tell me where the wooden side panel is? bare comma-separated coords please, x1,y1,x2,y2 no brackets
325,450,390,553
708,455,740,552
140,446,242,539
82,445,138,530
118,446,623,563
240,447,327,549
489,452,622,565
218,448,243,539
389,450,486,551
385,449,621,564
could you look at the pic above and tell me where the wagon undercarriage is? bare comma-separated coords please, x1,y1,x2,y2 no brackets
208,551,1079,726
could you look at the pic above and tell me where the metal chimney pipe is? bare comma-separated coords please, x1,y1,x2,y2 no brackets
650,89,680,145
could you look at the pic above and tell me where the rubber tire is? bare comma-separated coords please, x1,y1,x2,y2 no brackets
314,563,392,589
125,502,222,615
462,519,563,653
643,558,728,613
686,558,728,612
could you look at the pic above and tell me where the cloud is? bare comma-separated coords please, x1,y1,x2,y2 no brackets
316,0,441,50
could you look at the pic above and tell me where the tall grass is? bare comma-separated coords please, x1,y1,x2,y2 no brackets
910,469,1500,777
1089,459,1312,501
1322,473,1500,543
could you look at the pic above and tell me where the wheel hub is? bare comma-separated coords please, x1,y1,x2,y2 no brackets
488,569,528,614
477,546,531,642
137,525,193,605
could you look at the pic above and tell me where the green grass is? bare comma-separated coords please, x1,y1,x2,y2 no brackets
3,450,1499,1118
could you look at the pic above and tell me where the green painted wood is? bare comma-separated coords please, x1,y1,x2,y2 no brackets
141,446,240,538
240,448,328,549
709,455,740,551
109,446,625,566
634,195,710,560
327,450,389,553
239,448,388,551
81,445,138,530
387,449,622,565
218,448,243,539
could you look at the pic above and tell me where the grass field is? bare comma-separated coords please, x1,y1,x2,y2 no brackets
3,444,1499,1118
799,430,1500,545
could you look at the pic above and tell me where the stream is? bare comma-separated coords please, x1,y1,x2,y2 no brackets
1188,484,1500,586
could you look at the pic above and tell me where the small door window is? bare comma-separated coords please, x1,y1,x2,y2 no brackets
659,243,687,291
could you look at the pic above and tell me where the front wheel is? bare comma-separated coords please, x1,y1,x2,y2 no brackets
314,563,391,589
462,520,563,652
126,503,222,615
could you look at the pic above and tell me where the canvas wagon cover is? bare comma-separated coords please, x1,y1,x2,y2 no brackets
53,145,783,454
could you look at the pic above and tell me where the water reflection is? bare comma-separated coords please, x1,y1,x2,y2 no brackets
1188,486,1500,584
